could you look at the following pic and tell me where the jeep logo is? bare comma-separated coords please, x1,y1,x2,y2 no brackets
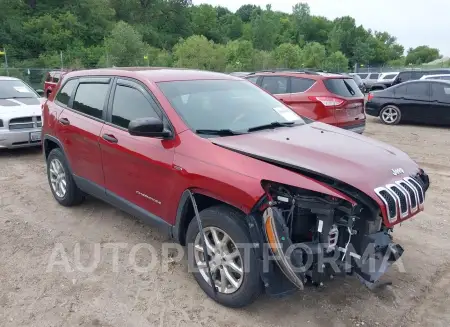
392,168,405,176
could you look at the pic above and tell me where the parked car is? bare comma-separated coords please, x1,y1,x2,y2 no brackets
42,68,430,308
0,76,44,149
244,70,366,134
420,74,450,81
44,70,69,98
377,72,399,85
345,73,366,92
366,79,450,125
370,69,450,91
355,72,380,89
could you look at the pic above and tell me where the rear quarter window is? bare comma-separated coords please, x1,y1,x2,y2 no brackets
323,78,363,97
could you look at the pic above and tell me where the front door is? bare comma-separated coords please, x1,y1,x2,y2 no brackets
99,78,176,222
430,82,450,124
55,77,111,189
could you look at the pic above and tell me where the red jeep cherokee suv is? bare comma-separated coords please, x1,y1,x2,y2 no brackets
42,68,429,308
245,70,366,133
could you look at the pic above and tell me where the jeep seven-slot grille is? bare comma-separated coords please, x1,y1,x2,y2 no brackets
9,116,41,130
375,176,425,223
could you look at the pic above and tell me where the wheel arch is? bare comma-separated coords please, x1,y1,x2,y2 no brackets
172,188,249,245
43,135,74,174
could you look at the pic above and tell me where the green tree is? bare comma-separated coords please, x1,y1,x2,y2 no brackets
324,51,349,72
173,35,226,71
104,21,146,66
271,43,302,68
251,6,276,51
405,46,441,65
301,42,326,69
225,39,254,71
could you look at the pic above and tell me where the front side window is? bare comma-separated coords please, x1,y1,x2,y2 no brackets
157,79,304,133
0,79,39,99
383,74,397,79
55,79,77,106
358,73,368,79
261,76,289,94
111,84,160,129
369,73,379,79
72,82,109,119
397,72,411,83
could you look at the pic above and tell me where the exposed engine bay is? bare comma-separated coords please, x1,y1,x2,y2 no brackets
248,176,429,294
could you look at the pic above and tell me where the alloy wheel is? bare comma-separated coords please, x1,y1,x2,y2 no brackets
381,106,400,124
49,158,67,198
194,226,244,294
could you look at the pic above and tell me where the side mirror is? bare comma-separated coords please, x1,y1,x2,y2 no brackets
128,117,172,138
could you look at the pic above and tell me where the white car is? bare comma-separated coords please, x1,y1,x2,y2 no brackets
0,76,45,149
420,74,450,81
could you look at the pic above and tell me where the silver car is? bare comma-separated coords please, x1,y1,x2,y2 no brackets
0,77,44,149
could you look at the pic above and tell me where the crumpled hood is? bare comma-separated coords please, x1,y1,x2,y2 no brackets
211,122,420,196
0,98,43,120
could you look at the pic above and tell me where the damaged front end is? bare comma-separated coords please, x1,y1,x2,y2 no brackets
247,179,417,296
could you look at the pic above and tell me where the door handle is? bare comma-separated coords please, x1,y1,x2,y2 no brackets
102,134,118,143
58,117,70,125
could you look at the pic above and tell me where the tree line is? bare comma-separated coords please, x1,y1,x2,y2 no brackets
0,0,444,72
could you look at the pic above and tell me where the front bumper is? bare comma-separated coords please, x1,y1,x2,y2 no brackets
0,128,42,149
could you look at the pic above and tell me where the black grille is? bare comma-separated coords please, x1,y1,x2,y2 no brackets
8,116,41,130
409,178,424,204
399,181,417,208
390,186,407,215
378,189,396,218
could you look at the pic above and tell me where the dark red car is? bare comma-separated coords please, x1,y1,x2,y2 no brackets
245,71,366,133
44,70,69,98
42,68,429,308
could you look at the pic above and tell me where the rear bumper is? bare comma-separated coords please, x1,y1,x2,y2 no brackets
365,104,381,117
0,128,42,149
341,122,365,134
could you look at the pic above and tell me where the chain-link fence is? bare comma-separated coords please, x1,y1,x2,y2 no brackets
355,62,450,73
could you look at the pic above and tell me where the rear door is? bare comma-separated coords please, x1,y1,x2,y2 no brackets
259,75,291,104
401,82,431,122
322,78,365,129
430,82,450,124
285,76,320,120
55,77,110,191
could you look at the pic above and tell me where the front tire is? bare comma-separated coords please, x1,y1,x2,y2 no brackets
186,205,262,308
380,105,401,125
47,148,84,206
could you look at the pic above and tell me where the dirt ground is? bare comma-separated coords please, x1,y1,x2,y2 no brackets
1,117,449,327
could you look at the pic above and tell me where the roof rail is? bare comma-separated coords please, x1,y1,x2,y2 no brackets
249,68,322,75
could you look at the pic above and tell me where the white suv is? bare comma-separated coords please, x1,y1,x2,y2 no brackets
0,77,44,149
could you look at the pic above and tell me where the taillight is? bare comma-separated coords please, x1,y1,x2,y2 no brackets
308,96,345,107
367,93,374,101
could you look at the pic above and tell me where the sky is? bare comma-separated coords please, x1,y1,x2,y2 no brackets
193,0,450,56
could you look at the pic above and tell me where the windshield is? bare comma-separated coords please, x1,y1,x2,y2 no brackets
0,80,39,99
157,79,305,133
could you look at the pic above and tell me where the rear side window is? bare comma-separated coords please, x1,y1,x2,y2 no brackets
369,73,379,79
246,76,259,84
55,79,77,106
383,74,397,79
72,82,109,119
291,77,315,93
261,76,289,94
406,82,429,96
358,74,368,79
111,84,161,129
323,78,363,97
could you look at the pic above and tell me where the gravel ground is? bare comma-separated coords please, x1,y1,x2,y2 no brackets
1,117,449,327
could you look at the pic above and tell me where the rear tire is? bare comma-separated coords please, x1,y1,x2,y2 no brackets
380,105,401,125
47,148,84,206
186,205,262,308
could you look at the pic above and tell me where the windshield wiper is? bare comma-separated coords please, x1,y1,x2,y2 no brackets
196,129,243,136
247,121,296,132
